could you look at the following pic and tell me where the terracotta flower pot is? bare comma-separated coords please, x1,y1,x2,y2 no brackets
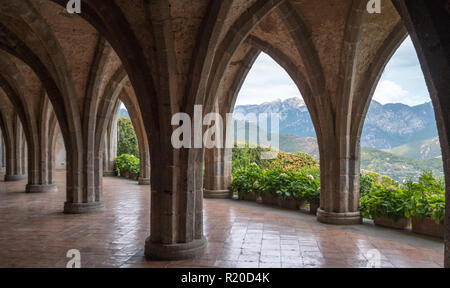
411,216,444,239
239,192,256,201
298,199,308,210
374,216,410,230
309,203,319,215
262,195,279,206
280,199,297,210
121,171,130,179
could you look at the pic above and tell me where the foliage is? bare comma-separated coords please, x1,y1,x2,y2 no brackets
231,164,320,204
360,172,375,197
359,184,412,221
232,144,318,173
117,117,139,157
231,163,264,196
231,145,267,172
405,171,446,224
381,175,398,187
261,151,318,173
115,154,140,177
231,148,445,224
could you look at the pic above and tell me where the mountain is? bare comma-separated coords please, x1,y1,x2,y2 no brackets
361,147,443,182
233,98,443,181
234,97,439,150
234,98,317,138
362,101,438,149
385,136,442,160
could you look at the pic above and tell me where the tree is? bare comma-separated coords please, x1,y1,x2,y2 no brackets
117,117,139,157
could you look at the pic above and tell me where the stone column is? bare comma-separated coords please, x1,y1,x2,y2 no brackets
0,131,4,172
103,102,119,177
138,149,150,185
316,134,362,225
4,117,27,182
204,147,232,199
24,98,59,194
392,0,450,269
145,147,205,260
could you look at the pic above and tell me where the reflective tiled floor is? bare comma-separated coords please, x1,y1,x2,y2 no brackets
0,172,444,268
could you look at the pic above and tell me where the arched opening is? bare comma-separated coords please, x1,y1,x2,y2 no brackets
359,35,445,238
232,51,320,211
362,36,443,182
111,101,140,182
204,50,321,213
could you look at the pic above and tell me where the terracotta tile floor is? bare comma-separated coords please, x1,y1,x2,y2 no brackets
0,171,444,268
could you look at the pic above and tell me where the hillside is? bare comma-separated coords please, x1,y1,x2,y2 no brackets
233,121,442,181
385,136,442,159
361,147,443,182
234,97,439,149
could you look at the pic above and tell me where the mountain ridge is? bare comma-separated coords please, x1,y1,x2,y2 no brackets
234,97,439,150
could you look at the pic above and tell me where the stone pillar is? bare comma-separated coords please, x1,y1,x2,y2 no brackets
145,147,206,260
316,134,362,225
24,98,58,194
103,102,119,177
138,149,150,185
392,0,450,269
204,147,232,199
4,117,27,182
0,130,4,172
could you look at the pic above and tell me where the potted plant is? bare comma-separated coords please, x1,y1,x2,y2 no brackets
360,184,410,229
298,174,320,214
406,172,445,238
257,170,275,206
231,165,261,201
115,154,140,180
278,187,298,210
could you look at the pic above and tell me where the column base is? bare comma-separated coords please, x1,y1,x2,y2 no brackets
203,189,232,199
64,201,105,214
317,209,362,225
138,177,150,185
26,183,58,193
4,174,27,182
145,236,206,260
103,171,116,177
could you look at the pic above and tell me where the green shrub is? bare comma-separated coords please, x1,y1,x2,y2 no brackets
381,175,398,187
115,154,140,177
360,173,375,197
117,117,139,157
259,170,295,200
261,151,318,173
231,163,263,196
405,171,445,224
232,144,318,173
295,173,320,205
231,163,320,204
360,184,411,221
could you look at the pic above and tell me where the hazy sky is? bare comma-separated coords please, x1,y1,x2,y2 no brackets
235,36,430,107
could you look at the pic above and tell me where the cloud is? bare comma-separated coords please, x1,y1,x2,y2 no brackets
235,53,303,105
235,38,430,107
373,80,409,105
